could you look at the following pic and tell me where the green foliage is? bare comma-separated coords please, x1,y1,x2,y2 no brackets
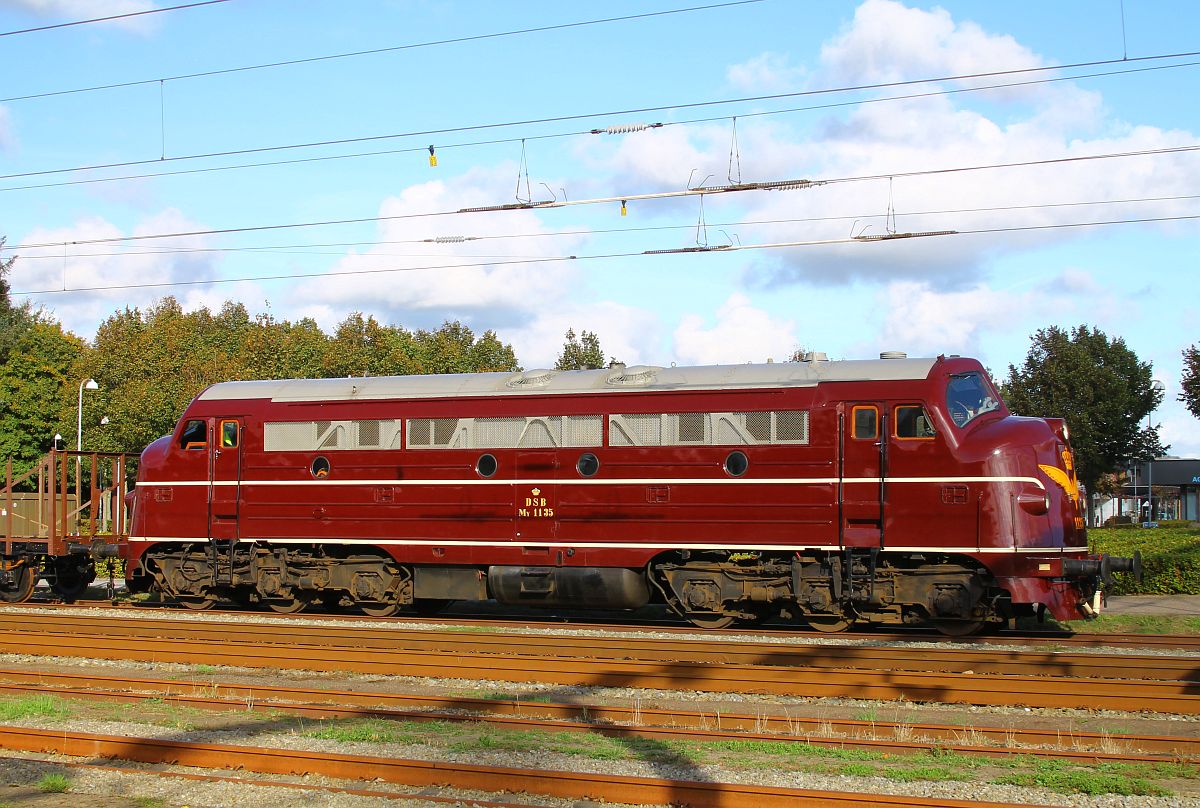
1002,325,1165,493
0,694,71,721
1089,525,1200,595
1183,344,1200,419
36,773,70,794
555,328,610,370
0,318,86,479
81,300,519,455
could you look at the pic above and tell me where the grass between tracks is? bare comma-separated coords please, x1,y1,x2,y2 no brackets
308,717,1198,796
0,693,1194,797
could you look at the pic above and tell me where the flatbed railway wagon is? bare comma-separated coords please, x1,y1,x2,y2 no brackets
125,354,1138,634
1,450,136,602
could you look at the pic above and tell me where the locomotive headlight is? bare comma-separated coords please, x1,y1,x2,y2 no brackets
1017,492,1050,515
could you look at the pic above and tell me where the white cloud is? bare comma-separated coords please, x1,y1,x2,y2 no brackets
286,166,590,328
0,0,161,32
726,52,807,92
819,0,1044,88
500,301,663,370
672,293,798,365
10,209,232,334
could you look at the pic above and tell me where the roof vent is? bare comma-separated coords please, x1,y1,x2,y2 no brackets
879,351,908,360
802,351,829,363
506,368,558,388
606,364,661,386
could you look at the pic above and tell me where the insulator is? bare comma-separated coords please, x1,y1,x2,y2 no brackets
427,236,470,243
591,122,661,135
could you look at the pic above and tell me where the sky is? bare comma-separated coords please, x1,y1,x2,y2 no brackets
1,0,1198,454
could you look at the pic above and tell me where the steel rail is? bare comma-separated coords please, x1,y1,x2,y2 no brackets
0,676,1189,765
0,725,1056,808
1,667,1193,757
0,628,1196,713
0,613,1191,682
14,600,1200,651
0,754,535,808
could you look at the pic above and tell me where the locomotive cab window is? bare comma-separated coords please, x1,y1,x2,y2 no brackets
851,406,878,440
946,371,1002,428
179,419,206,450
894,405,935,439
219,420,239,449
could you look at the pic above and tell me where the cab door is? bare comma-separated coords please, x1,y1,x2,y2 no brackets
839,403,885,548
208,418,242,541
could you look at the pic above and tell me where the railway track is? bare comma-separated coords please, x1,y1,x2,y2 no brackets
0,612,1194,681
0,725,1066,808
15,598,1200,651
0,668,1192,764
0,613,1196,712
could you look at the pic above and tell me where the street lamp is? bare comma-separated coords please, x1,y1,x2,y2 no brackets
76,378,98,501
1147,379,1166,523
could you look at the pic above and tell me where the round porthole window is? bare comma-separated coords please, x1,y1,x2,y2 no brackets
311,456,331,478
724,450,748,477
576,452,600,477
476,453,498,478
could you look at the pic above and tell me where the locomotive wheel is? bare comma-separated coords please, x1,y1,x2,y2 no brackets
0,563,36,604
805,615,854,633
684,612,737,629
266,594,310,614
178,595,218,611
49,560,92,602
360,601,402,617
932,619,987,637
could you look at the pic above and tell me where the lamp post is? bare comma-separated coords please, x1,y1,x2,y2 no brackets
1147,379,1166,523
76,378,98,503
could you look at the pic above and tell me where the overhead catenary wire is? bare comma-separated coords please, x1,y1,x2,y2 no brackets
12,213,1200,297
9,191,1199,261
0,1,764,104
6,143,1198,253
4,49,1200,185
0,0,230,38
5,57,1199,196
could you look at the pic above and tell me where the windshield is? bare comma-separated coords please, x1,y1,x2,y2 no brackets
946,372,1002,427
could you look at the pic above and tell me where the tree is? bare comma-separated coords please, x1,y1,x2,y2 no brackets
0,239,35,367
1182,345,1200,419
0,319,87,479
1002,325,1166,501
554,328,609,371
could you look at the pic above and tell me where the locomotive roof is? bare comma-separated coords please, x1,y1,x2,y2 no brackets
196,357,941,403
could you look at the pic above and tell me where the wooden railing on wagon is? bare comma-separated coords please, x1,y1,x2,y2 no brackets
1,450,139,558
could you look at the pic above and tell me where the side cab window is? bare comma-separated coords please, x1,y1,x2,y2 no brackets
220,420,240,449
851,405,878,440
179,419,207,450
894,405,936,439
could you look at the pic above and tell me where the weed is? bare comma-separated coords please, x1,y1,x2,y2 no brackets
310,718,427,745
133,798,165,808
994,769,1168,796
0,695,71,721
881,764,971,783
37,774,70,793
192,664,217,675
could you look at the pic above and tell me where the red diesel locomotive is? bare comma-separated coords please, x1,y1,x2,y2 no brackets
126,353,1137,634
